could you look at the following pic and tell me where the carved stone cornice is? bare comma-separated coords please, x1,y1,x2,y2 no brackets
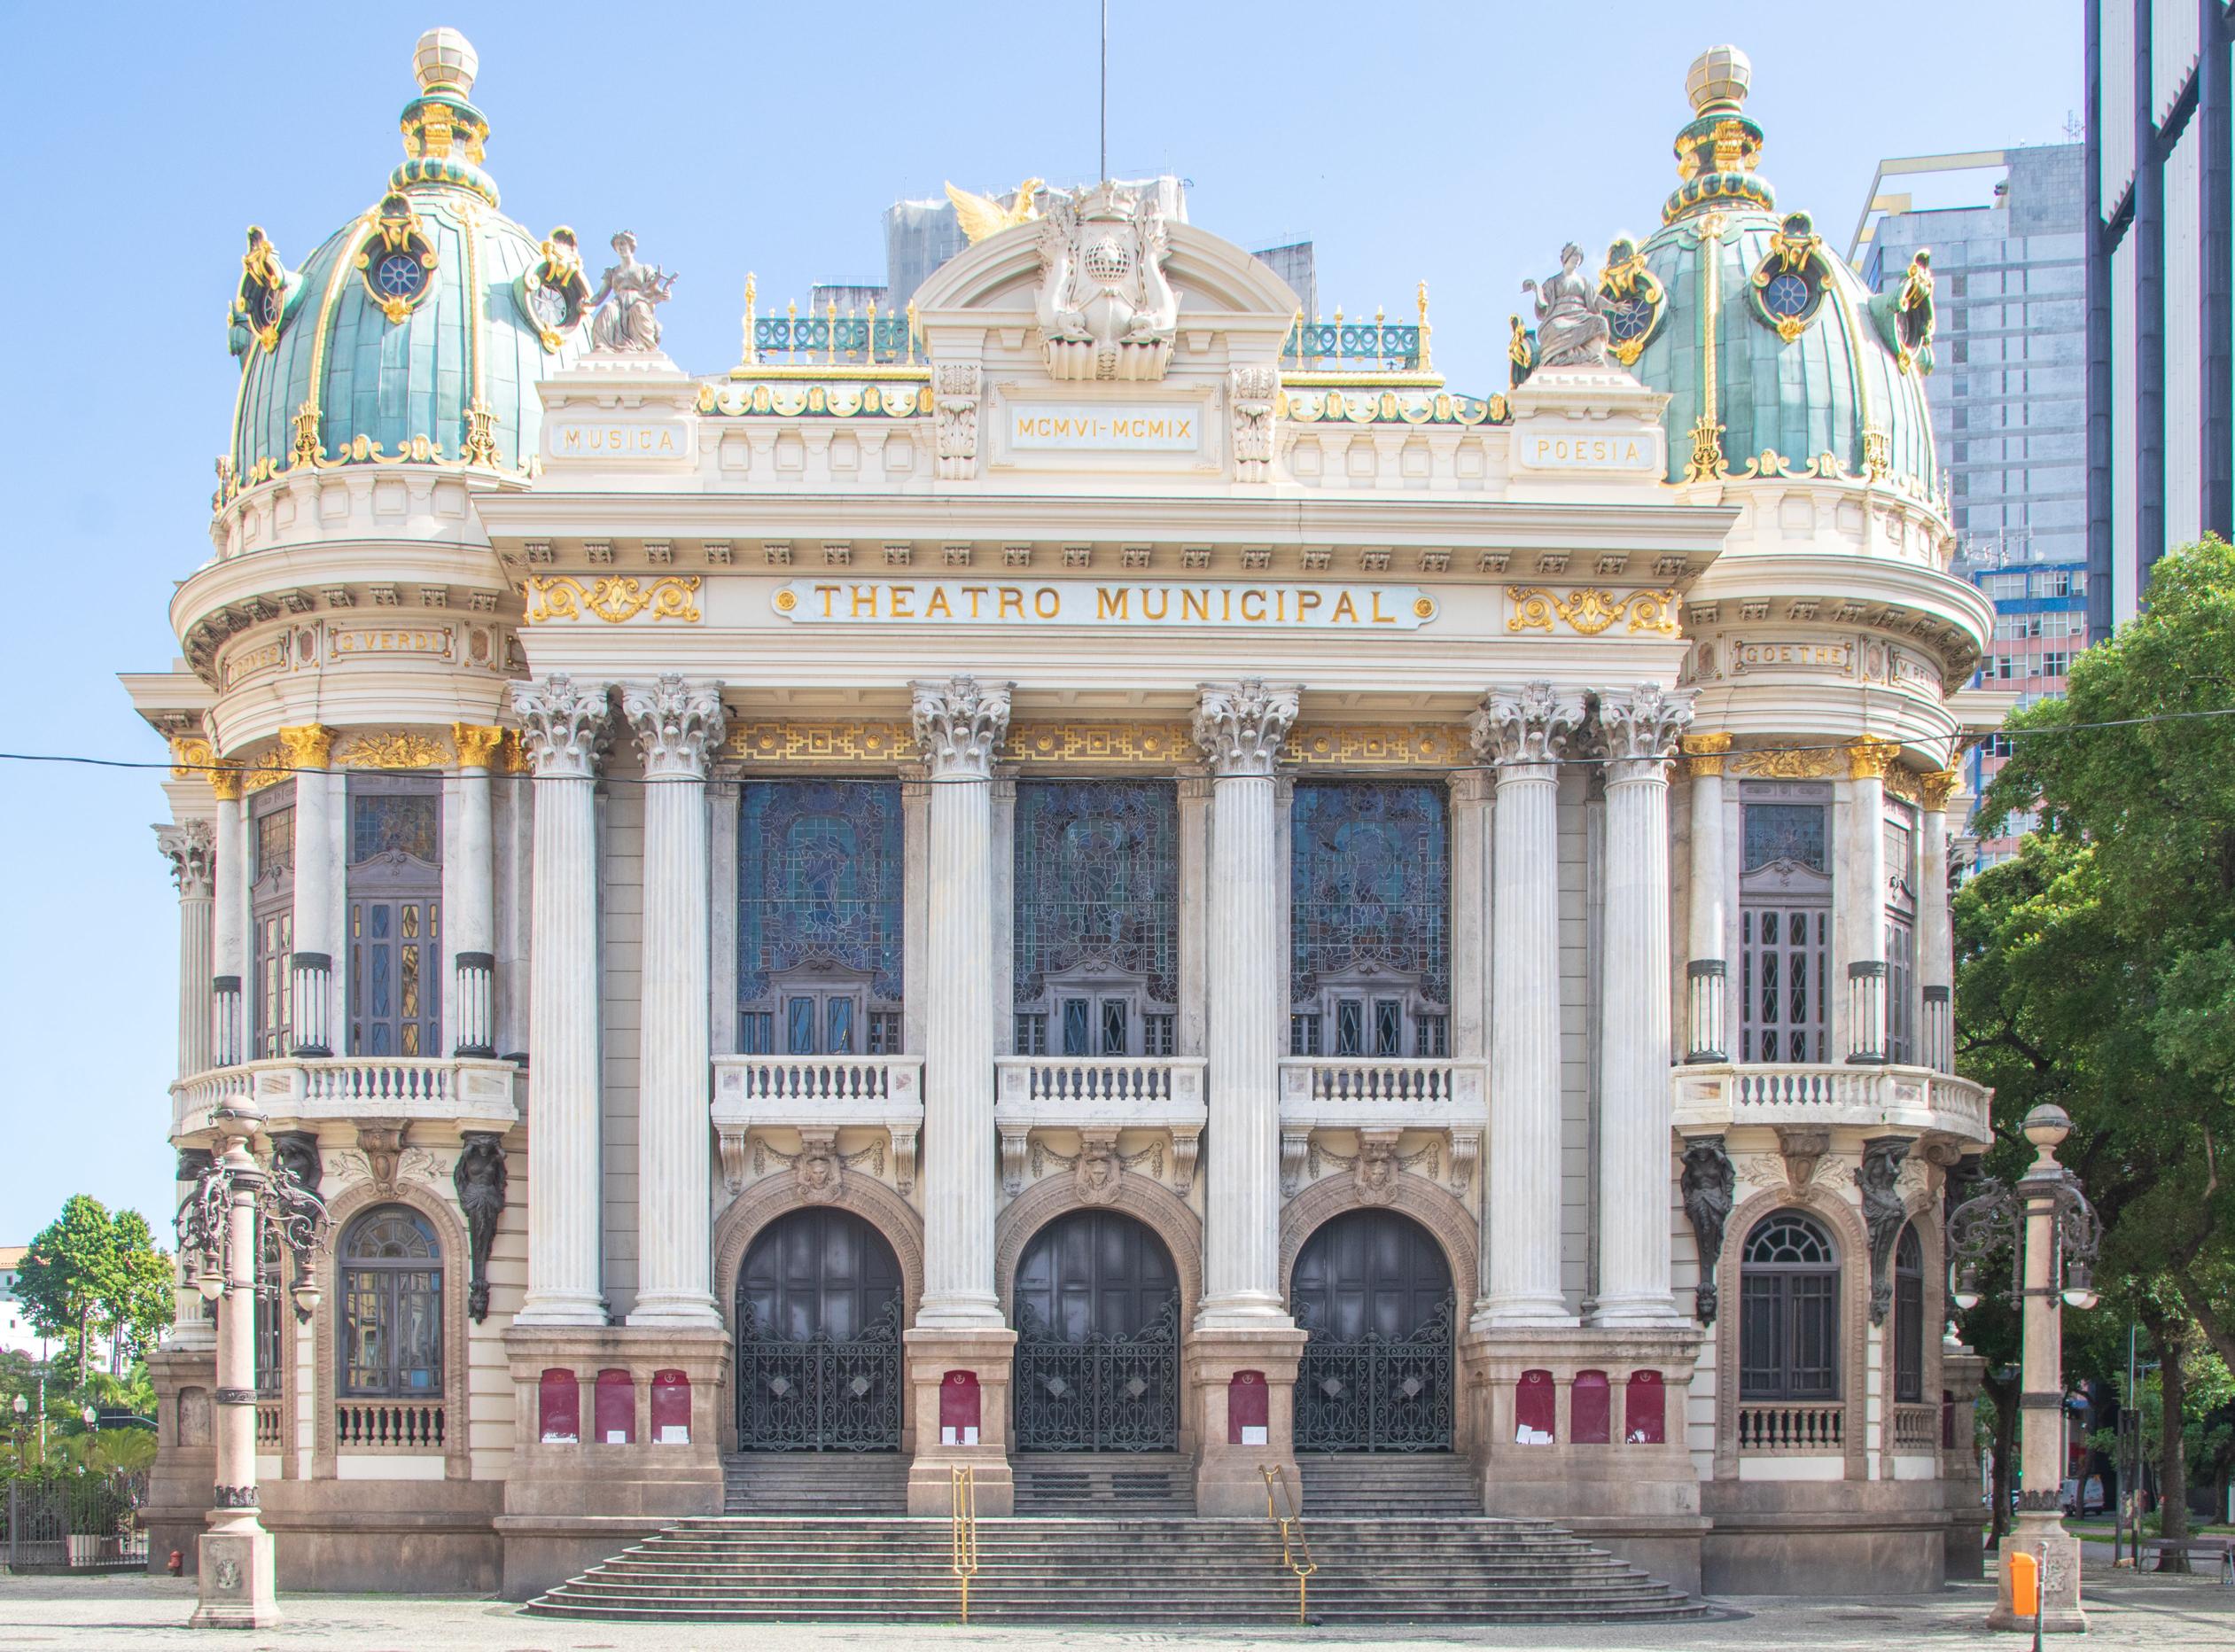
275,724,335,771
1680,730,1733,777
1845,736,1903,782
508,674,612,780
155,819,216,899
622,675,727,779
1191,680,1299,776
450,723,507,772
909,675,1012,778
1468,681,1585,768
1596,683,1695,777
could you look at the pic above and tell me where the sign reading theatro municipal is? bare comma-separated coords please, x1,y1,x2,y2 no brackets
125,27,2005,1617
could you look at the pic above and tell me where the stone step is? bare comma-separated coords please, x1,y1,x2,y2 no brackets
721,1452,909,1515
1297,1451,1484,1516
1011,1452,1194,1515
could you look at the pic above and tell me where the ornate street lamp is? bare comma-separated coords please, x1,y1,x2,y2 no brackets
173,1105,327,1630
1945,1103,2101,1634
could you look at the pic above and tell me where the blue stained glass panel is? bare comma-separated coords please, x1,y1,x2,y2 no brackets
1743,803,1827,872
1289,782,1450,1005
1764,271,1811,318
738,782,904,1005
1013,781,1179,1006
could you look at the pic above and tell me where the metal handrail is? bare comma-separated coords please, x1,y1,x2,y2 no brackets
950,1464,978,1624
1261,1463,1316,1624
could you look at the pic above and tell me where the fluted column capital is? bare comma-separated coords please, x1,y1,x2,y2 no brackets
509,674,612,779
450,722,508,772
155,819,216,899
1468,681,1586,768
1191,680,1299,776
909,675,1012,778
275,723,336,771
1598,683,1695,782
622,675,728,779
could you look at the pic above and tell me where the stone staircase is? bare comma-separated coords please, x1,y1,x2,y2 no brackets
722,1453,908,1516
1012,1452,1194,1515
525,1515,1710,1625
1297,1450,1484,1517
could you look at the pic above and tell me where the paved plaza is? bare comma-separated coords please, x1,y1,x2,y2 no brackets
0,1572,2227,1650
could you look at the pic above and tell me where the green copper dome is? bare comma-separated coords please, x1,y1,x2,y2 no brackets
1617,47,1943,503
216,29,590,508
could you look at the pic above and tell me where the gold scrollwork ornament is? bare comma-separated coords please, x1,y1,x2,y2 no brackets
523,574,703,624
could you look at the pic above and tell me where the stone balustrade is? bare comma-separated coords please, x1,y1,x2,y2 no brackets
1275,1059,1485,1198
992,1056,1209,1199
1735,1400,1846,1454
170,1056,519,1136
1892,1403,1940,1453
710,1054,926,1196
334,1398,446,1452
1670,1063,1990,1148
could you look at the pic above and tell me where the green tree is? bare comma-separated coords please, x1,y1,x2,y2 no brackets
98,1210,174,1374
14,1196,122,1388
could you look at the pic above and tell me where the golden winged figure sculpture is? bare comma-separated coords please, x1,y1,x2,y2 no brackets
945,178,1045,244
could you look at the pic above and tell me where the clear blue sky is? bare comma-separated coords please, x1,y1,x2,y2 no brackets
0,2,2080,1244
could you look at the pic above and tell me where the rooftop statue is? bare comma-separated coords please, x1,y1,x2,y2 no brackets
1522,242,1612,370
946,177,1045,243
588,230,678,354
1034,183,1180,381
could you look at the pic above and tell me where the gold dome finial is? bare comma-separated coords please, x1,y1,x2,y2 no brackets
413,27,479,96
1686,44,1751,116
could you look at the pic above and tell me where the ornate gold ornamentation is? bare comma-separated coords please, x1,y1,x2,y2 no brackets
1732,746,1844,780
773,588,799,613
1624,588,1682,635
1882,764,1923,804
1284,726,1469,768
451,724,507,771
1862,426,1892,483
945,177,1045,243
355,195,439,325
725,721,914,764
207,763,245,803
1682,415,1729,484
1680,731,1734,776
1506,587,1680,637
339,731,452,770
242,749,291,793
523,574,703,624
1412,596,1437,620
498,730,533,774
275,724,336,771
1918,768,1962,811
168,736,215,783
1845,737,1903,782
461,401,500,468
1007,722,1195,766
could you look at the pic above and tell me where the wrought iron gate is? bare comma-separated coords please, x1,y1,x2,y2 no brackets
1295,1297,1456,1452
734,1297,902,1450
1014,1295,1180,1451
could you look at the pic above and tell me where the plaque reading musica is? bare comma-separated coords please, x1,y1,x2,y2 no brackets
772,581,1437,628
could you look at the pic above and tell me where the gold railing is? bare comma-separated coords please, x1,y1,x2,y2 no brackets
950,1464,978,1624
1261,1463,1316,1625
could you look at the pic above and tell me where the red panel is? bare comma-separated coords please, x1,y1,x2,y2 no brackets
1228,1370,1269,1445
939,1370,981,1446
650,1370,690,1444
1515,1369,1555,1443
537,1368,579,1444
1572,1370,1611,1445
594,1368,635,1445
1624,1369,1666,1446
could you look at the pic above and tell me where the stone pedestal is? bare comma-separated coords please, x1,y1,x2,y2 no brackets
190,1516,279,1628
144,1344,215,1576
1184,1326,1308,1517
1943,1347,1989,1580
902,1327,1017,1516
1987,1514,2084,1633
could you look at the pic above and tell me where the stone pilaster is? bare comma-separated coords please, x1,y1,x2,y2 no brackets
510,675,611,1327
1191,680,1300,1327
623,677,726,1328
209,769,245,1067
158,820,217,1080
1593,686,1692,1326
909,675,1011,1329
1470,682,1585,1327
277,725,338,1057
1919,768,1959,1071
1679,733,1732,1063
450,724,505,1057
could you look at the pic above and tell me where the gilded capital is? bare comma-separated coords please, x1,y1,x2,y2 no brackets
275,724,336,770
1680,730,1733,776
1845,737,1902,782
508,674,612,780
1919,768,1962,812
1597,683,1695,770
1191,680,1300,776
154,819,216,899
450,723,508,772
622,676,728,780
1468,681,1585,767
207,762,245,803
909,675,1013,778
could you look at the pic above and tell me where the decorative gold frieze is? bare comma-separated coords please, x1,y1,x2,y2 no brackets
1008,722,1195,766
1731,745,1843,780
275,724,336,770
1679,731,1733,776
339,730,452,770
1507,586,1681,637
1284,725,1470,768
242,749,292,792
523,574,702,624
451,724,507,771
725,721,913,764
1845,737,1903,782
168,736,215,783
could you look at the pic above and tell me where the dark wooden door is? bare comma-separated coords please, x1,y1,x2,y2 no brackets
1291,1210,1454,1451
735,1209,902,1450
1013,1211,1180,1451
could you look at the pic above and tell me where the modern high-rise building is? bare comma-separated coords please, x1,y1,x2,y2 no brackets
1850,147,2089,869
2085,1,2232,631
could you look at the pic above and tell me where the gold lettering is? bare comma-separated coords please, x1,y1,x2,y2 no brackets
1240,589,1267,622
1097,588,1130,620
1176,418,1190,440
1142,588,1169,620
814,585,839,618
563,428,582,450
658,431,675,452
889,586,915,619
925,587,953,619
1332,592,1359,624
1219,589,1232,622
850,585,878,618
1296,590,1322,623
1034,588,1060,620
1275,590,1287,623
1371,591,1395,624
963,585,989,618
998,587,1024,620
1182,589,1209,621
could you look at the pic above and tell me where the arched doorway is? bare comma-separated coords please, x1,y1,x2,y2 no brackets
734,1207,902,1451
1290,1208,1454,1451
1012,1209,1180,1451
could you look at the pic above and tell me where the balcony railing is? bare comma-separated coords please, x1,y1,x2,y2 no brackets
335,1399,445,1452
995,1056,1205,1112
254,1398,284,1449
170,1056,519,1134
1281,1058,1468,1107
716,1054,921,1106
1671,1063,1990,1147
1891,1403,1939,1453
1736,1401,1845,1454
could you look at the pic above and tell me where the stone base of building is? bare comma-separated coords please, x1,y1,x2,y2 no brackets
902,1325,1017,1516
1184,1325,1308,1517
1985,1514,2085,1633
264,1480,503,1594
1702,1479,1952,1594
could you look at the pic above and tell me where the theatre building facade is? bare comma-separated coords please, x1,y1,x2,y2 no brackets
128,30,2007,1602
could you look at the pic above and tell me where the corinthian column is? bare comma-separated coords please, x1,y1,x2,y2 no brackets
910,676,1011,1329
210,768,246,1066
510,675,611,1327
1679,732,1732,1063
1469,682,1584,1328
449,724,505,1057
624,678,726,1328
1842,738,1900,1064
158,820,217,1079
1593,685,1693,1325
1918,768,1959,1071
277,726,338,1057
1191,681,1300,1326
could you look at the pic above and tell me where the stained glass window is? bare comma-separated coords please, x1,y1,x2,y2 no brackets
352,793,439,863
256,807,295,877
738,782,904,1045
339,1206,442,1399
348,782,441,1059
1012,781,1179,1009
1289,783,1450,1006
1743,803,1827,872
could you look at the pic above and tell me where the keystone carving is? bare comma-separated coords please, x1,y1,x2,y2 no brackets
1772,1126,1830,1194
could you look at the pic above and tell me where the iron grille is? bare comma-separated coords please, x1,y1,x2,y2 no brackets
1295,1297,1455,1452
734,1297,902,1451
1013,1295,1180,1452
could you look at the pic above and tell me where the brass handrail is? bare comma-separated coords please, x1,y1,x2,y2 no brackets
1261,1462,1316,1624
950,1464,979,1624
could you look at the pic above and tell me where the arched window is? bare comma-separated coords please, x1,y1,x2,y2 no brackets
1738,1211,1839,1400
339,1206,443,1399
737,782,904,1056
1894,1222,1925,1403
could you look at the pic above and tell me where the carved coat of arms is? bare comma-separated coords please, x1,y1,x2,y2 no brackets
1034,185,1179,381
